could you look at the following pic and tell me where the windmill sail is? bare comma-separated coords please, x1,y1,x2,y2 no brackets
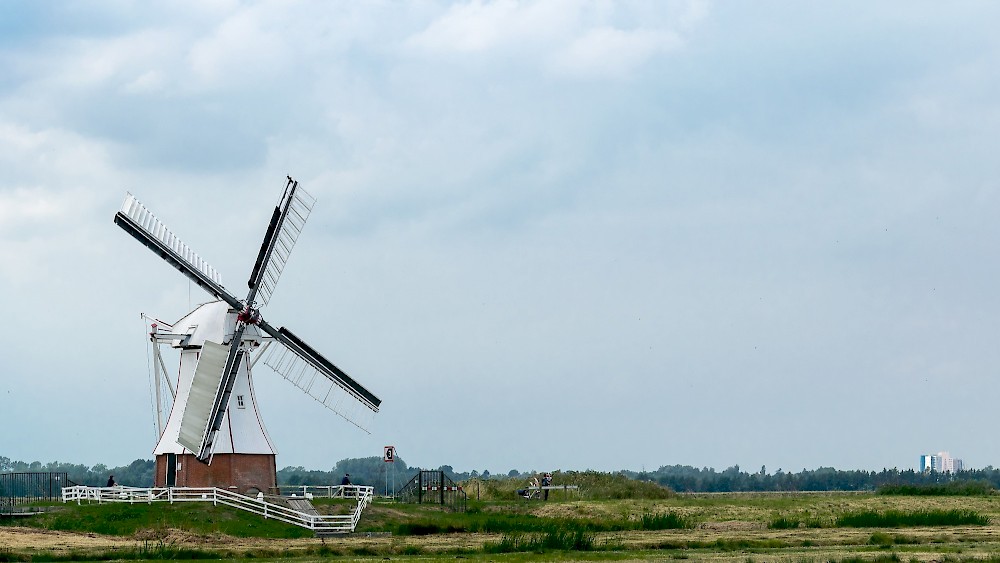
247,181,315,307
177,341,231,454
114,194,242,310
259,321,381,430
178,332,248,462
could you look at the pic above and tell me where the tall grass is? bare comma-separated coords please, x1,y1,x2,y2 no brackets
836,509,989,527
639,511,690,530
878,481,995,496
483,529,595,553
768,516,802,529
384,510,691,535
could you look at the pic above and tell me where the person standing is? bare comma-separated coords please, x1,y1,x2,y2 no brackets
341,473,351,486
541,473,552,500
106,475,116,487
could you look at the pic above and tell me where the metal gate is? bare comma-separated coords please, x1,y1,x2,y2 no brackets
1,472,72,514
396,470,467,511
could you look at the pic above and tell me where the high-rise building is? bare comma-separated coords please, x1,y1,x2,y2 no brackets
920,451,964,473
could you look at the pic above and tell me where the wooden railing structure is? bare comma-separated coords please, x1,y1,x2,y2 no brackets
61,485,373,534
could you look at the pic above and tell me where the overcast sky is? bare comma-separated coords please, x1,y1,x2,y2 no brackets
2,1,999,477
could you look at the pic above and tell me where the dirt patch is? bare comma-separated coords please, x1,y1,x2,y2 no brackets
0,527,134,552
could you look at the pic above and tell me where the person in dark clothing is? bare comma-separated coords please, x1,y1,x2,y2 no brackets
541,473,552,500
106,475,116,487
340,473,351,486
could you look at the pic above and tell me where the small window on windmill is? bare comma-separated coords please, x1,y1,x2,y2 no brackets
237,395,245,409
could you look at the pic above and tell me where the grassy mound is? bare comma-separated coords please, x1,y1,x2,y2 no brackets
1,502,312,538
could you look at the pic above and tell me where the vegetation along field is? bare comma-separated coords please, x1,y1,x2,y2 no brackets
6,474,1000,561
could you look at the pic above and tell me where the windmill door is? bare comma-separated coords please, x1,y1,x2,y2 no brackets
165,454,177,487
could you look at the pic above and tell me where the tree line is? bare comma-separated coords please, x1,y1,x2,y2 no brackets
622,464,1000,492
8,454,1000,493
0,456,155,488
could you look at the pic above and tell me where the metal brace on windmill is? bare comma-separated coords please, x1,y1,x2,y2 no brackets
114,177,381,494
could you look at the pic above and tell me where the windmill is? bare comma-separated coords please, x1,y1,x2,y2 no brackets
114,177,381,493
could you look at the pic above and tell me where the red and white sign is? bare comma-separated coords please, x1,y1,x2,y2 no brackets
383,445,395,463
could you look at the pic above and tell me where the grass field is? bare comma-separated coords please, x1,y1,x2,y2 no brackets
6,489,1000,561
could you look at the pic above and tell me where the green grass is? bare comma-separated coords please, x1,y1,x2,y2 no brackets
767,515,802,529
5,502,313,538
638,511,690,530
878,481,996,496
836,509,990,527
483,530,596,553
364,507,692,536
868,532,922,546
12,491,1000,562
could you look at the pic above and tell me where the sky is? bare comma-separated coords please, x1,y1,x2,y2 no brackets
1,1,999,477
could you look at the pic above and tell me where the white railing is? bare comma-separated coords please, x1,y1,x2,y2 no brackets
282,485,368,499
61,486,373,534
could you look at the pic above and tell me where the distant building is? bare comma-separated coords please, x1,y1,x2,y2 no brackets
920,451,964,473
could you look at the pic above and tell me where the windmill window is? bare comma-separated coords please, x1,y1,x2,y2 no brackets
237,395,245,409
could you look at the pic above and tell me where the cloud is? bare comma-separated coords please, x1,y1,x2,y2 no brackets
548,26,683,77
406,0,569,54
406,0,703,78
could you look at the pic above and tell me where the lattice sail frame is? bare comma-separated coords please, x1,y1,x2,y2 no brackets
260,342,376,432
255,187,316,306
119,193,224,286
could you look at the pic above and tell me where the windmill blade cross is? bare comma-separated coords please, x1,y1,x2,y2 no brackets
116,177,383,467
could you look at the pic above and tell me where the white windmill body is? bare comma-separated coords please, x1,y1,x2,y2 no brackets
116,178,382,494
151,301,278,492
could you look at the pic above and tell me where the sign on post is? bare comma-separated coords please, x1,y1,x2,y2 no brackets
384,445,395,463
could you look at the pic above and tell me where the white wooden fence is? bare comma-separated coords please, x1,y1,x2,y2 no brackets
61,485,373,534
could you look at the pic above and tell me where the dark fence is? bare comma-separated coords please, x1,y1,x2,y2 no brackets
1,472,72,511
396,470,467,512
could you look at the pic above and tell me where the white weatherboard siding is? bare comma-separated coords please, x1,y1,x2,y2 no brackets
153,301,276,457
